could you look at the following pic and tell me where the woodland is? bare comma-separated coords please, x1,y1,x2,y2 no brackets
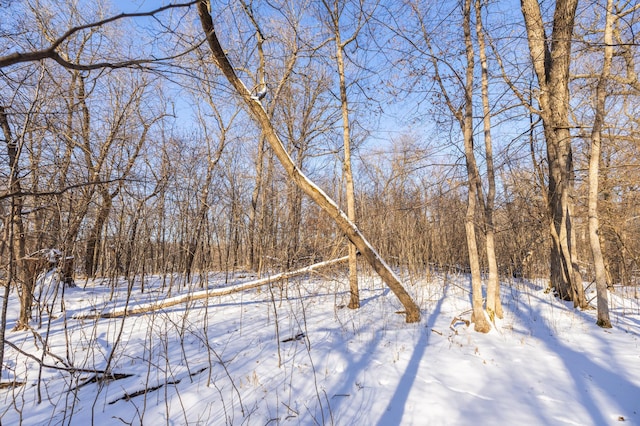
0,0,639,424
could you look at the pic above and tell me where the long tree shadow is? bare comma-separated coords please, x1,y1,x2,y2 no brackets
316,285,417,422
507,292,640,424
375,283,448,425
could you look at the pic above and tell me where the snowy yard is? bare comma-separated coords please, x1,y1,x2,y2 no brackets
1,270,639,425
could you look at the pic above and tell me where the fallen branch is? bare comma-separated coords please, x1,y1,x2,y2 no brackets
108,367,207,405
108,380,179,405
4,340,111,374
450,316,471,334
70,373,134,392
281,332,305,343
74,256,349,320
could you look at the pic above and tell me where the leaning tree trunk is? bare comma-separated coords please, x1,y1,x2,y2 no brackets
77,256,351,319
197,1,420,322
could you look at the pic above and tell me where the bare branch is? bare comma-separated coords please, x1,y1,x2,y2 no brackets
0,1,199,70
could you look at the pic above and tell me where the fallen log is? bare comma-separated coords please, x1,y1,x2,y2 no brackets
74,256,349,320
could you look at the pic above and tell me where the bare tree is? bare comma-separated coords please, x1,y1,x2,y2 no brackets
84,74,162,278
571,0,640,325
586,0,615,328
1,105,29,331
520,0,587,307
239,0,301,273
407,0,491,331
460,0,489,332
196,0,420,322
0,2,200,71
320,0,371,309
474,0,502,321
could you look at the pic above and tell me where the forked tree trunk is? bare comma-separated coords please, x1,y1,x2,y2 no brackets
462,0,490,332
474,0,502,320
424,0,491,331
197,1,420,322
520,0,587,308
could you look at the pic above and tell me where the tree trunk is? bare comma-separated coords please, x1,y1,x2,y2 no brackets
520,0,587,308
463,0,490,333
61,74,95,256
330,3,360,309
475,0,502,320
286,179,303,269
85,188,113,278
248,136,266,270
1,106,30,331
589,0,614,328
197,1,420,322
185,134,222,284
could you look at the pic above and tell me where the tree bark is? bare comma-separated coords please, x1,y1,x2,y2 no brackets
197,1,420,322
85,188,112,278
421,0,490,331
589,0,614,328
338,43,360,310
474,0,502,320
520,0,587,308
462,0,490,332
1,106,30,331
326,0,360,309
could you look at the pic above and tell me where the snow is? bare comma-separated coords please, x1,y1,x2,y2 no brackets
1,271,639,425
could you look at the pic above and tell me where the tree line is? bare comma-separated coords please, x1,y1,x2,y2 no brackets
1,0,639,333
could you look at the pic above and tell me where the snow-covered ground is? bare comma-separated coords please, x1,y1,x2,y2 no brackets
1,269,639,425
